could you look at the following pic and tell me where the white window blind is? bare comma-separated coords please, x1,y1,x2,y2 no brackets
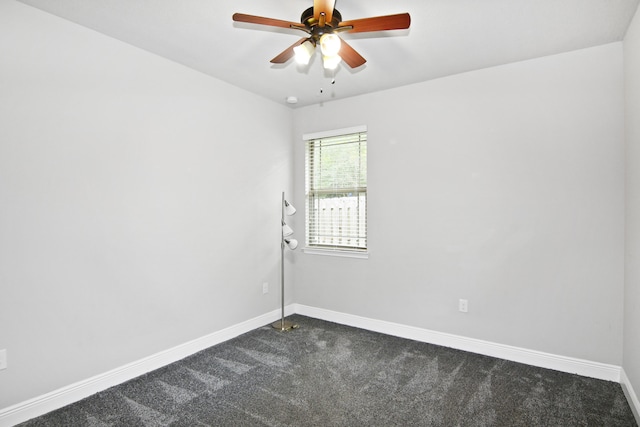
305,127,367,252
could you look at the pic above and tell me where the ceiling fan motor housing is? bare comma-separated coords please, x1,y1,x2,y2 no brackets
301,6,343,41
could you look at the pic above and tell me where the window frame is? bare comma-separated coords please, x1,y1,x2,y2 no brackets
303,125,368,259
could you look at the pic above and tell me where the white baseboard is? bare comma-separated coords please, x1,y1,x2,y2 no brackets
621,369,640,425
294,304,622,383
0,307,293,427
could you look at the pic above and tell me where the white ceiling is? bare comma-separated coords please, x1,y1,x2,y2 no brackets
17,0,640,108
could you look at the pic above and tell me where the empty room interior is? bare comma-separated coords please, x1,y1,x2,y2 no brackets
2,0,640,425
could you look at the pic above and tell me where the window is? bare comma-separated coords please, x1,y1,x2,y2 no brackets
304,126,367,255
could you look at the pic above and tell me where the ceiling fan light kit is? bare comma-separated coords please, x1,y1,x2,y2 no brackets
232,0,410,70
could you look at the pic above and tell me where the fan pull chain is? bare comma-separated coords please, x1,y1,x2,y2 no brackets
319,72,336,95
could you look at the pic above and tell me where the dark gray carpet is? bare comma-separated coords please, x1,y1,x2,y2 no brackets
19,315,637,426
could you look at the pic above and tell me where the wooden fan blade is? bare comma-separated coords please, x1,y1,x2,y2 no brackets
314,0,336,24
270,38,307,64
339,13,411,33
233,13,305,31
339,39,366,68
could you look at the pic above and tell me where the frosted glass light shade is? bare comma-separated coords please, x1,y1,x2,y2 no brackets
319,33,341,57
294,40,315,65
323,54,342,70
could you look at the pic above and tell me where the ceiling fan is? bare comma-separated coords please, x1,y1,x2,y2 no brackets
232,0,410,70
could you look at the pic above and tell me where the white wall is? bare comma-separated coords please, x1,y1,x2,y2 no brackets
293,43,625,365
624,1,640,413
0,1,292,409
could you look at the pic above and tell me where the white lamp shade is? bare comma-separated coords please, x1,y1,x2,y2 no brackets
282,222,294,237
294,40,315,65
319,33,341,57
284,200,296,216
285,238,298,250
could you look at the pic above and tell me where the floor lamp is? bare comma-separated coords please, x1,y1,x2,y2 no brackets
272,192,299,331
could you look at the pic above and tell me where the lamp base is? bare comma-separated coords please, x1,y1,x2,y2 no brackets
271,319,299,331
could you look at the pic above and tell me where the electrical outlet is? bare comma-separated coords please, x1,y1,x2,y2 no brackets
0,349,7,370
459,299,468,313
262,282,269,294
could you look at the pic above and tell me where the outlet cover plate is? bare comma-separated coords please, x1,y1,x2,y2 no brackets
0,349,7,370
459,299,468,313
